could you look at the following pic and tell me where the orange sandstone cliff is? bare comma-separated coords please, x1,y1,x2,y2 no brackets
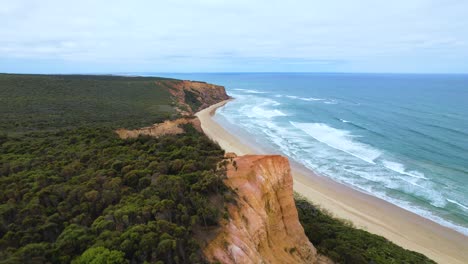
204,155,319,264
116,79,229,139
157,79,231,115
115,117,201,139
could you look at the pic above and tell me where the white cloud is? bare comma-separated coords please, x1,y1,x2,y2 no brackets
0,0,467,72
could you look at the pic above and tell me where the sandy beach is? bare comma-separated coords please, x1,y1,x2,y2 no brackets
196,100,468,264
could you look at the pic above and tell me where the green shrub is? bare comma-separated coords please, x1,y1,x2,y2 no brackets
295,196,435,264
0,127,226,263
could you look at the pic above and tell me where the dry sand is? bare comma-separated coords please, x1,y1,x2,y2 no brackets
196,100,468,264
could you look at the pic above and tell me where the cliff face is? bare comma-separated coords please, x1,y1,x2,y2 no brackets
204,155,318,264
116,79,228,138
157,80,230,115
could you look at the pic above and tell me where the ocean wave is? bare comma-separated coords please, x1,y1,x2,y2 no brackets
378,194,468,236
447,199,468,211
233,88,266,94
285,95,327,102
382,160,428,179
425,123,468,138
301,97,326,101
249,107,286,119
268,99,281,106
322,164,467,234
310,97,325,101
291,122,381,164
324,100,338,104
240,99,287,119
407,127,468,153
337,118,389,139
286,95,299,100
354,160,449,209
398,180,447,208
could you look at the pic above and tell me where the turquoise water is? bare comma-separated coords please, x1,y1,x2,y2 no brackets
155,73,468,235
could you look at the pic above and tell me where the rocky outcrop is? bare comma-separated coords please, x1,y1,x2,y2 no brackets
115,117,201,139
156,80,230,115
204,155,318,264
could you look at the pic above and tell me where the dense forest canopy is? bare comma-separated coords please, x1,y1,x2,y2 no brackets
0,126,227,263
0,74,178,134
0,74,228,263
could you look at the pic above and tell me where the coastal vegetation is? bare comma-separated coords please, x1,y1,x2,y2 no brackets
0,74,227,263
0,74,177,134
0,126,226,263
295,196,436,264
0,74,436,263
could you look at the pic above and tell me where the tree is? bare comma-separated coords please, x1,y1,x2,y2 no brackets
72,247,128,264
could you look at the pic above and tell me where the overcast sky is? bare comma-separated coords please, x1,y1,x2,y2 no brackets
1,0,467,73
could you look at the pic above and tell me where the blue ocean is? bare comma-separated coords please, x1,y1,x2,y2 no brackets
154,73,468,236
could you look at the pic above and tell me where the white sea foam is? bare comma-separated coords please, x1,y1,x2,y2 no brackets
339,119,350,123
285,95,326,101
233,88,266,94
291,122,381,164
268,99,281,106
242,99,287,119
249,107,286,119
302,97,325,101
382,160,428,179
447,199,468,210
375,193,468,236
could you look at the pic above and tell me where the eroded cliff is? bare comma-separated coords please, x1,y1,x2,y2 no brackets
204,155,319,264
116,79,229,138
115,117,201,139
156,79,230,115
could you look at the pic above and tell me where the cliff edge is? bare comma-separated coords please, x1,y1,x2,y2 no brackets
204,155,319,264
115,79,229,138
157,79,230,115
115,117,201,139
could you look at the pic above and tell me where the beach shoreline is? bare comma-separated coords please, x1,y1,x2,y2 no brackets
196,100,468,264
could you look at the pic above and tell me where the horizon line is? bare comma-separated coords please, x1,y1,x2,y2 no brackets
2,71,468,76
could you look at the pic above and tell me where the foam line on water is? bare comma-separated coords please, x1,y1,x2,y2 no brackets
302,97,325,101
447,199,468,211
324,100,338,104
249,107,286,119
240,98,287,119
382,160,428,179
291,122,381,164
285,95,327,102
233,88,266,94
